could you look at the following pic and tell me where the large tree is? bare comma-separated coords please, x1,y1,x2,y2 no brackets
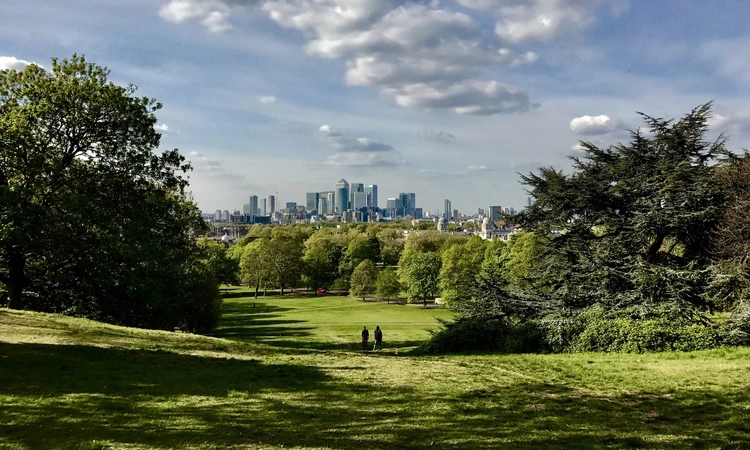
0,56,219,331
519,103,731,319
350,259,377,301
439,235,486,307
403,252,442,307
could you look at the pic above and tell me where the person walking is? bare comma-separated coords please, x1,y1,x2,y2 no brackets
373,326,383,351
361,326,369,350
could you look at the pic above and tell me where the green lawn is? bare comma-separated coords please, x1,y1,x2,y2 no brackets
214,287,455,350
2,297,750,449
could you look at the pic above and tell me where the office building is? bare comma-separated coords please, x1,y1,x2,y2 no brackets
386,198,397,218
444,199,451,220
318,198,327,216
350,183,364,208
336,179,349,213
222,210,230,222
242,203,251,215
352,191,368,209
452,209,459,221
398,192,416,217
488,205,502,222
365,185,378,208
214,210,222,221
268,195,276,214
414,207,423,219
306,192,319,215
285,202,297,212
260,198,267,216
249,195,259,216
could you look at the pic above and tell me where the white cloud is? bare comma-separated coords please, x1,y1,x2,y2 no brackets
323,152,404,167
159,0,234,32
154,123,178,134
258,95,277,105
708,112,750,133
570,114,623,135
467,165,492,171
262,1,538,115
319,125,393,152
457,0,627,43
187,151,255,186
0,56,33,71
419,129,456,144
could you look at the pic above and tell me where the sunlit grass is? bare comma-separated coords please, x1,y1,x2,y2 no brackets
2,300,750,449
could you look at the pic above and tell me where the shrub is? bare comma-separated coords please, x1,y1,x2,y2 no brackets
421,317,547,354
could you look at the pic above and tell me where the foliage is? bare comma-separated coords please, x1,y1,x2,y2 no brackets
240,240,271,298
197,238,240,286
403,252,442,304
0,55,219,332
264,230,304,295
518,103,731,319
339,233,380,275
332,276,350,295
439,235,485,307
421,317,547,354
349,260,378,300
302,231,345,291
376,267,401,301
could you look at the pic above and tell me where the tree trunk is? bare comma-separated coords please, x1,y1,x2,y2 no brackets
254,278,260,298
648,233,666,260
280,282,284,296
7,249,25,310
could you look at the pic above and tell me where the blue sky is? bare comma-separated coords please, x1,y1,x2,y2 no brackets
2,0,750,215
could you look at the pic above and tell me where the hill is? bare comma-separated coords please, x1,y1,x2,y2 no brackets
2,305,750,449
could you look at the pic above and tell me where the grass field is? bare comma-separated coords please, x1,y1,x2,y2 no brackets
2,292,750,449
214,287,455,350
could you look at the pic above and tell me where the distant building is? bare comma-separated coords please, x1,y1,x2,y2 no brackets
249,195,259,216
352,191,368,210
317,197,327,216
222,210,230,222
336,179,349,213
414,207,423,219
350,183,364,208
437,217,448,232
306,192,319,215
488,205,502,222
452,209,459,221
478,208,484,216
444,199,451,220
285,202,297,212
214,210,222,222
365,184,378,208
398,192,416,217
268,195,276,214
260,198,267,216
386,197,397,218
341,210,353,223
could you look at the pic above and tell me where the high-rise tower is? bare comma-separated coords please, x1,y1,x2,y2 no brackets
335,179,349,214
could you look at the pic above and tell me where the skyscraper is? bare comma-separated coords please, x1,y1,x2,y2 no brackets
260,198,267,216
353,191,368,209
249,195,259,216
335,179,349,214
306,192,319,215
488,205,502,222
398,192,416,217
386,198,397,218
365,184,378,208
318,197,327,216
349,183,363,209
268,195,276,214
444,199,451,220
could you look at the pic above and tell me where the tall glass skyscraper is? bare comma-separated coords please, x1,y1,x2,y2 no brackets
335,179,349,214
306,192,319,214
365,185,378,208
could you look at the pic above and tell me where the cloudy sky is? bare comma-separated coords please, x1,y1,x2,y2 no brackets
3,0,750,215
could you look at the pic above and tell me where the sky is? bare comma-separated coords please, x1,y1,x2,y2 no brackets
3,0,750,215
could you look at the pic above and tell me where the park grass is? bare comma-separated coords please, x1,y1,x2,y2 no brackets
214,287,455,350
2,299,750,449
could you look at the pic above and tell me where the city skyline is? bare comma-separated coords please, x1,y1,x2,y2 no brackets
7,2,750,215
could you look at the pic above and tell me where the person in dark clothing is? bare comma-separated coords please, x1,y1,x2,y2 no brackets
373,326,383,351
361,326,369,350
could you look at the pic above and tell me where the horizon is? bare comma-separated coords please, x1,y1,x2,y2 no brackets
3,1,750,213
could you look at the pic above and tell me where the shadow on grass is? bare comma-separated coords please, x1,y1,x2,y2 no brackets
2,342,750,449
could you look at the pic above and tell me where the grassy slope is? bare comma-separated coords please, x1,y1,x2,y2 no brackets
214,289,455,350
2,303,750,449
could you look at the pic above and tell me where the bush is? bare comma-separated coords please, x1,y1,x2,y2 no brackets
421,317,547,354
569,310,726,353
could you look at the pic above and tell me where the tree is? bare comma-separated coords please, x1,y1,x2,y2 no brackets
403,252,442,307
197,238,240,286
0,55,219,332
439,236,485,307
519,103,731,319
240,240,270,298
332,276,350,296
350,260,377,301
265,230,303,295
339,233,380,275
376,267,401,303
302,232,345,292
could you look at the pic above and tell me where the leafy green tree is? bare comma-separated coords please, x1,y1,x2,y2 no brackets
240,240,271,298
377,228,404,267
350,260,377,301
265,230,304,295
499,232,546,290
0,55,219,331
197,238,239,286
403,252,442,306
302,232,345,292
376,267,402,303
519,103,731,319
332,276,350,296
339,233,380,275
439,236,486,307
